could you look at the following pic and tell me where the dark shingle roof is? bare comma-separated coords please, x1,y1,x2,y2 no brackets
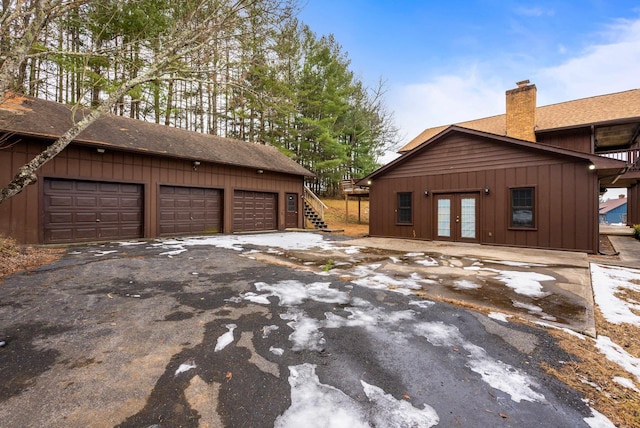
0,93,313,177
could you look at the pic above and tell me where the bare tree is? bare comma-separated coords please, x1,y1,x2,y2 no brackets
0,0,295,203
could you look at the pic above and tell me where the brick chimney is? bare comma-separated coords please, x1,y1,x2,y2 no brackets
506,80,537,142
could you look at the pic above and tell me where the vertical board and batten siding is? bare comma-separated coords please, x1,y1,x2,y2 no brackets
0,138,304,244
369,133,600,253
536,128,592,153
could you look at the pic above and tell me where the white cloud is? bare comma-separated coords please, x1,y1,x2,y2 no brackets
390,17,640,143
389,71,506,143
536,18,640,104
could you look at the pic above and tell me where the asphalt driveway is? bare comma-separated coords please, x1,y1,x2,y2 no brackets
0,232,605,427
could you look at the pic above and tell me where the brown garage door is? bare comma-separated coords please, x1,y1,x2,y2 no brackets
158,186,222,236
43,178,143,243
233,190,277,232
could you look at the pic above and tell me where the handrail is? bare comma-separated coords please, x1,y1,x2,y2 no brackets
304,185,327,220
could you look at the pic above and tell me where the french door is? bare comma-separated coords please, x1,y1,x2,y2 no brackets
434,193,479,243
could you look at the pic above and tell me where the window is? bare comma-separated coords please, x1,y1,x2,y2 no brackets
397,192,412,224
287,194,296,212
510,187,535,228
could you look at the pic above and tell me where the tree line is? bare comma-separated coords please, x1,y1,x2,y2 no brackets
0,0,398,201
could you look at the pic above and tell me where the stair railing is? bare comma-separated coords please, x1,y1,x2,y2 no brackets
304,185,328,221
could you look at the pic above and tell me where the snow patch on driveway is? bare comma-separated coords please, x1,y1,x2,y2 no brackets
413,321,545,403
275,364,439,428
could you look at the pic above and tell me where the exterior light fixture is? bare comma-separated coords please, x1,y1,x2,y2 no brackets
424,189,429,196
484,187,490,195
367,180,372,185
257,169,264,174
96,148,105,153
588,164,596,170
192,160,201,170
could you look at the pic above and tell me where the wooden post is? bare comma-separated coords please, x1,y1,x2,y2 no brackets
358,197,361,224
345,193,349,224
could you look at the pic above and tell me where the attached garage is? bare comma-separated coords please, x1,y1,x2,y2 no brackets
158,185,222,236
233,190,277,232
0,94,314,244
43,178,143,243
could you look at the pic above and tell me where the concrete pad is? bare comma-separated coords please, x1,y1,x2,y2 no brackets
606,235,640,269
344,237,589,268
342,237,595,336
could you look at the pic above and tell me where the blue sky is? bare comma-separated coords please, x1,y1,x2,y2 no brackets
298,1,640,145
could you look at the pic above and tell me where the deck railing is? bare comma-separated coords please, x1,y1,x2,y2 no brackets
304,185,328,220
597,146,640,168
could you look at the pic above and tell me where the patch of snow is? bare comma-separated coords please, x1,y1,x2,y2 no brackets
274,364,368,428
512,301,556,321
152,232,362,256
595,335,640,383
409,300,436,309
254,280,350,306
91,250,118,257
262,325,279,338
389,256,401,263
270,347,285,356
494,270,553,297
214,324,237,352
361,381,439,427
583,407,617,428
69,251,82,255
535,322,586,339
613,376,639,392
452,279,481,290
351,270,430,296
405,252,424,257
117,241,146,246
413,321,545,403
281,309,325,352
590,264,640,326
415,257,439,266
275,364,439,428
175,361,196,376
488,312,511,322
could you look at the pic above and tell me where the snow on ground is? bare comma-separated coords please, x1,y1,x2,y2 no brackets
488,312,511,322
150,232,363,255
274,364,439,428
412,321,545,403
583,407,618,428
595,336,640,385
214,324,237,352
590,263,640,327
175,361,196,376
453,279,481,290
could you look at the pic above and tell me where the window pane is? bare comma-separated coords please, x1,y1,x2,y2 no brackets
510,187,534,228
437,199,451,237
460,197,476,238
397,192,412,223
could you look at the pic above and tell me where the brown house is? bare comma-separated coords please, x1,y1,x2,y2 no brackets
0,94,313,244
360,82,640,253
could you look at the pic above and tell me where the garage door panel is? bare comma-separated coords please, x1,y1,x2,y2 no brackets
44,178,143,244
75,212,97,223
233,190,277,232
158,185,222,236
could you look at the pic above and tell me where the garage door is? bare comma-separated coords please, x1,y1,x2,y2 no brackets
43,178,143,243
158,186,222,236
233,191,277,232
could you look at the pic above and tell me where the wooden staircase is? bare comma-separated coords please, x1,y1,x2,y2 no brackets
303,186,329,229
304,201,328,229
